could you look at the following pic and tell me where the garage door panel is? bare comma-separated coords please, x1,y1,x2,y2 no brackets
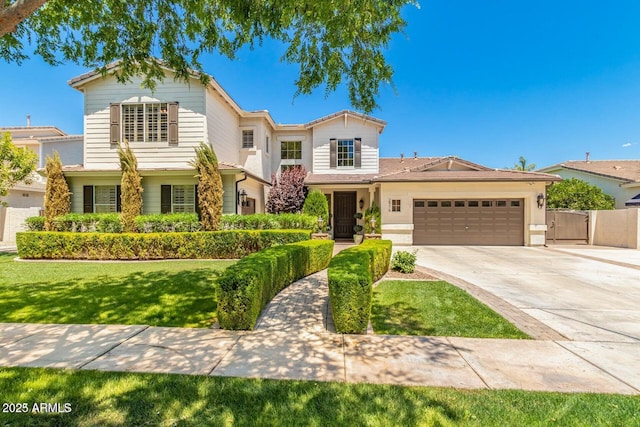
413,199,524,246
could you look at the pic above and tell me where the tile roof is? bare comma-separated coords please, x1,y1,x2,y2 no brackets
305,156,559,184
540,160,640,183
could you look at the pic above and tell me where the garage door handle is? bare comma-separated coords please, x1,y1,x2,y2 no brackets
465,226,469,230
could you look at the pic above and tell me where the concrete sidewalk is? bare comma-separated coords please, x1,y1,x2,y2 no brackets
1,269,639,395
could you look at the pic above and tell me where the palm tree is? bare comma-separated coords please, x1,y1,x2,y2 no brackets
514,156,536,171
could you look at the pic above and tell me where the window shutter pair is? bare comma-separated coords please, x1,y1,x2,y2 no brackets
329,138,361,168
110,102,179,144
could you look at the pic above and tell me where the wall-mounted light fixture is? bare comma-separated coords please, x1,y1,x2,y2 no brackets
238,189,248,207
359,198,364,210
537,193,545,209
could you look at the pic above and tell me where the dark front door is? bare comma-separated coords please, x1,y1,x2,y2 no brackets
333,191,356,239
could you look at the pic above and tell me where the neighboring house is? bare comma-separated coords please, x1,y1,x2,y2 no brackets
61,62,558,246
0,125,83,168
538,159,640,209
0,125,82,242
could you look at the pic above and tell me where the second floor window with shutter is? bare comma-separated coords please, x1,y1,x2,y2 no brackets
122,103,168,143
337,139,354,167
242,130,254,148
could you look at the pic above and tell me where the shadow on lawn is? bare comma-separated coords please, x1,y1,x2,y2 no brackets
0,367,463,426
371,300,434,336
0,268,223,328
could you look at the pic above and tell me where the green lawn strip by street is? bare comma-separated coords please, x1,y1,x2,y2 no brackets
372,280,529,338
0,367,637,426
0,253,234,328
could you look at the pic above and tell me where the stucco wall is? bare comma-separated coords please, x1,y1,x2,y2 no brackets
1,207,41,242
590,208,639,249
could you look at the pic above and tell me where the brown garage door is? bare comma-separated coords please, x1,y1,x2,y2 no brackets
413,199,524,245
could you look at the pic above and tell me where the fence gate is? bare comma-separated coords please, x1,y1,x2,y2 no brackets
546,210,589,243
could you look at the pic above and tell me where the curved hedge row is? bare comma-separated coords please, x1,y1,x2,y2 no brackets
217,239,334,330
327,239,392,334
16,230,311,260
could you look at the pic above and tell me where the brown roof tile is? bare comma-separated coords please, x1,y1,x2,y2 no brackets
541,160,640,183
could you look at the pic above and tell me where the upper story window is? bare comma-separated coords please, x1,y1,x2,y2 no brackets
329,137,361,169
110,102,178,144
266,136,270,154
122,103,167,142
281,141,302,160
337,139,354,167
242,130,254,148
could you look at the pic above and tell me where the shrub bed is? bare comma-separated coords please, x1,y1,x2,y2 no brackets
16,230,311,260
327,239,392,334
217,239,334,330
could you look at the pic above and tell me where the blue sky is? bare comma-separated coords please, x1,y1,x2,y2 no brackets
1,0,640,169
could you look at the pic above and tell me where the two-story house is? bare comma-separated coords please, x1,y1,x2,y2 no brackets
63,62,558,246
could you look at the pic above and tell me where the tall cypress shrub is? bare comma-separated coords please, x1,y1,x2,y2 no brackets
190,143,223,231
43,151,71,231
118,141,143,232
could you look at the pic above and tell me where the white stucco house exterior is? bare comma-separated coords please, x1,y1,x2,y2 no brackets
539,159,640,209
60,62,559,246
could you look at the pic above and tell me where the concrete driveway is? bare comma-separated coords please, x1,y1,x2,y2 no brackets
410,246,640,343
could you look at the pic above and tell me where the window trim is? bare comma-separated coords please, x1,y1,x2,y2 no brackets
280,140,302,160
84,185,121,213
390,199,401,212
161,184,197,213
120,102,170,143
337,139,355,168
241,129,255,149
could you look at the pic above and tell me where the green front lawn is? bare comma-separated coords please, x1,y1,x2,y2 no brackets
0,253,234,327
372,280,529,338
1,367,638,426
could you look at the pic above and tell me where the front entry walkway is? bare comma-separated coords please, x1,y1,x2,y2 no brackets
1,264,639,394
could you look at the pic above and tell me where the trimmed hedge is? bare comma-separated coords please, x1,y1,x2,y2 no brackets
25,216,45,231
16,230,311,260
327,239,392,334
24,212,316,233
135,213,201,233
220,213,316,230
217,239,334,330
51,213,123,233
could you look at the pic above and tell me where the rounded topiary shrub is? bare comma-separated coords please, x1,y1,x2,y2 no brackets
391,250,417,274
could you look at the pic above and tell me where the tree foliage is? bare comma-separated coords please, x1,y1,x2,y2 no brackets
546,178,615,210
117,141,143,232
302,189,329,232
0,131,37,205
190,142,223,231
513,156,536,171
43,151,70,230
0,0,417,113
266,166,306,214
